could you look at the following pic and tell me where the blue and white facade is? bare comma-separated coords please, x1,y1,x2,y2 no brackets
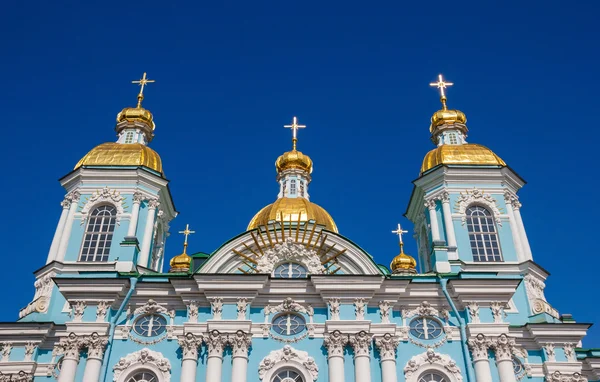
1,81,599,382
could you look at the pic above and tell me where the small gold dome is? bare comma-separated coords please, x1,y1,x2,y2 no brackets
75,143,163,174
248,197,337,232
117,106,155,130
421,143,506,174
169,252,191,272
390,246,417,274
275,150,313,174
430,108,467,132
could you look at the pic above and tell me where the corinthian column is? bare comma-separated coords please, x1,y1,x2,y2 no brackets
205,331,226,382
178,333,203,382
511,202,533,261
439,192,458,258
81,333,108,382
47,197,72,263
56,333,85,382
324,331,347,382
126,192,144,237
229,330,252,382
493,334,517,382
349,331,372,382
374,333,400,382
138,198,159,267
425,199,441,242
468,334,493,382
56,192,80,263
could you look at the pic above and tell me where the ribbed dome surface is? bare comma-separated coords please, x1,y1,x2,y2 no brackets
75,143,163,174
248,197,337,232
421,143,506,174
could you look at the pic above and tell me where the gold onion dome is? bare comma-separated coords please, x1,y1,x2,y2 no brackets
275,149,313,174
430,108,467,132
390,244,417,274
117,105,155,130
421,143,506,174
75,142,163,174
248,197,338,232
169,250,191,272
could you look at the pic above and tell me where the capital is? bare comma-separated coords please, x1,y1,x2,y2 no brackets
468,334,492,361
424,198,437,210
85,332,108,360
132,192,144,203
374,333,401,361
348,331,372,358
56,333,85,361
324,330,347,358
178,332,203,360
228,330,252,358
438,191,450,203
147,198,160,210
205,330,226,358
492,334,516,361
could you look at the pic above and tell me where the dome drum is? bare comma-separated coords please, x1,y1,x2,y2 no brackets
115,117,155,143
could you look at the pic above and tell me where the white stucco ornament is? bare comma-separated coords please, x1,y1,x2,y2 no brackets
404,349,462,382
258,345,318,381
256,238,323,275
113,348,171,382
455,188,502,225
80,186,125,224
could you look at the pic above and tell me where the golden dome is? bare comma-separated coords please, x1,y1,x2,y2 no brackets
390,245,417,274
75,143,163,174
430,108,467,132
117,106,155,130
248,197,338,232
275,150,313,174
169,252,191,272
421,143,506,174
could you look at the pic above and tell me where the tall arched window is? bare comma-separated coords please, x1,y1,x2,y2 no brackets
80,205,117,262
466,206,502,262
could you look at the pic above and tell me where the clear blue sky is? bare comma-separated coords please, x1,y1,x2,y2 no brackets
1,1,598,344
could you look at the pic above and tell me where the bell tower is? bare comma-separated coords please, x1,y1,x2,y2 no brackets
406,75,533,273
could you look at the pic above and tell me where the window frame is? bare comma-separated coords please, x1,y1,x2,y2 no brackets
132,313,168,338
272,369,304,382
465,205,503,262
273,262,308,279
79,204,117,262
409,316,444,340
271,312,307,337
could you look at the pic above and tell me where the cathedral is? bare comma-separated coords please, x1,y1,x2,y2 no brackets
0,72,598,382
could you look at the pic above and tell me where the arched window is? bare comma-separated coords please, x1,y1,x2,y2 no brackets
80,205,117,262
418,371,449,382
466,206,502,262
127,371,158,382
273,369,304,382
274,262,307,278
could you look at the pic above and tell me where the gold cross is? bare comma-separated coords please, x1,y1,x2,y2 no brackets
284,116,306,150
430,74,453,110
178,224,195,253
392,223,408,246
132,72,155,107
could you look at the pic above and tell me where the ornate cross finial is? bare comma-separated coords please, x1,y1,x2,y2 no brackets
284,116,306,150
392,223,408,245
430,74,453,110
178,224,195,254
132,72,155,108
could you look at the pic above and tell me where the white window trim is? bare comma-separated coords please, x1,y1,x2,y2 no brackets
113,348,171,382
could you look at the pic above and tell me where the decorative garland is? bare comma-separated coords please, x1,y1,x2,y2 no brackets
270,330,309,344
408,335,448,349
128,330,169,346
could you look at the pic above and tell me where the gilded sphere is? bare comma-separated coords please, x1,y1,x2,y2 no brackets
421,143,506,174
430,108,467,131
275,150,313,174
248,197,337,232
75,142,163,174
169,253,191,272
390,251,417,273
117,106,155,130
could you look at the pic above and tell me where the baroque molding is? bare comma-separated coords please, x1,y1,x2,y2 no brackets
354,298,366,320
237,298,248,320
86,332,108,360
503,191,522,210
491,334,516,362
20,272,56,318
72,300,86,322
379,301,392,324
55,333,86,361
490,301,506,323
466,301,480,324
134,299,168,316
205,330,227,358
544,343,556,362
24,342,36,362
96,301,109,322
564,343,577,362
113,348,171,382
468,334,492,361
404,349,463,382
258,345,318,381
348,331,372,358
210,297,223,320
324,330,348,358
0,343,12,362
265,297,313,317
256,238,324,275
403,301,444,319
328,298,340,320
546,371,587,382
228,330,252,358
80,187,125,224
374,333,401,361
0,371,33,382
178,333,203,360
454,189,502,225
187,301,198,323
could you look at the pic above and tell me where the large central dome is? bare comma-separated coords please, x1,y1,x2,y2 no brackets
247,197,338,232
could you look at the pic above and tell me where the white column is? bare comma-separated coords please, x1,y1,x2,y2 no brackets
138,198,159,267
230,331,252,382
56,192,80,263
503,193,525,262
493,334,517,382
126,192,144,237
374,334,400,382
81,333,108,382
205,331,226,382
468,334,493,382
179,333,203,382
512,205,533,261
425,199,441,242
349,331,372,382
324,331,347,382
47,198,71,263
56,333,84,382
440,192,458,258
